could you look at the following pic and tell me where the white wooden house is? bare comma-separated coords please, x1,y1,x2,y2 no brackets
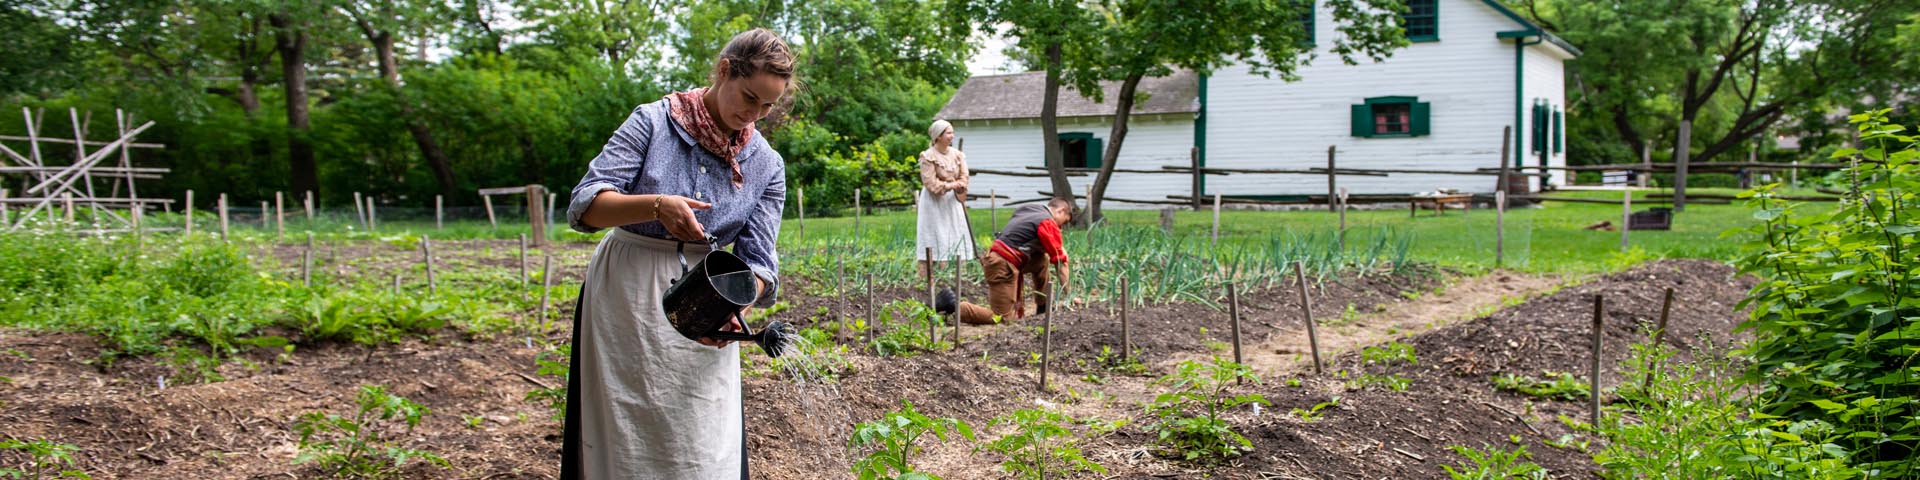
937,0,1579,207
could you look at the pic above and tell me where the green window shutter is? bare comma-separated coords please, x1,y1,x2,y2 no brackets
1530,104,1545,153
1086,136,1104,168
1552,109,1563,153
1410,101,1431,136
1351,104,1371,137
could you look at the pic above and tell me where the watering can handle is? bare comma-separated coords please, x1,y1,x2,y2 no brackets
672,235,723,279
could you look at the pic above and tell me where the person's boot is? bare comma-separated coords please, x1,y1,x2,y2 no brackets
934,288,957,315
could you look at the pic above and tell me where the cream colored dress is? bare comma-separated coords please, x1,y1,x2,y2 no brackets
917,146,975,261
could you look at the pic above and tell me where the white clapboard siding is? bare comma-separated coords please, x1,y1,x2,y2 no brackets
1205,0,1570,196
955,116,1197,209
1523,43,1570,188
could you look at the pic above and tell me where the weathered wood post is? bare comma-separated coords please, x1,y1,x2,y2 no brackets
1675,121,1691,212
527,185,547,247
184,190,194,236
217,193,229,241
837,256,847,321
1495,190,1507,268
855,188,863,240
304,190,314,224
1293,261,1323,375
519,233,529,301
990,189,998,232
1041,282,1055,392
352,191,366,228
924,246,935,342
482,195,498,229
1621,191,1632,249
366,198,377,231
1642,288,1674,394
1590,294,1605,425
260,201,269,230
1338,188,1349,251
953,258,962,344
1228,281,1244,382
435,195,444,230
131,202,143,248
304,232,314,287
796,187,805,239
275,191,285,238
1120,277,1131,361
1,189,10,226
1190,147,1203,210
1326,145,1337,213
63,192,73,224
422,235,437,295
1211,193,1222,248
866,272,876,350
539,255,555,323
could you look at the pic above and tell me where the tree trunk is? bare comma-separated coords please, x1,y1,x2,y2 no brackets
271,14,319,198
1039,42,1074,221
1088,73,1143,224
366,27,458,195
1674,119,1691,212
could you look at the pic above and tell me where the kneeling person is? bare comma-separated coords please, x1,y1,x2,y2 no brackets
939,197,1072,324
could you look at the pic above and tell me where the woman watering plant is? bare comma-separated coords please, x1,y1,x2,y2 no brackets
560,28,794,479
916,119,976,278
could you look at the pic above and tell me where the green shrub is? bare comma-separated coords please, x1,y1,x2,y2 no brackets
982,408,1106,479
1732,109,1919,476
1144,358,1269,462
849,400,975,480
293,385,447,478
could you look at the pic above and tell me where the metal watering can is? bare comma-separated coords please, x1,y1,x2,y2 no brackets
661,237,794,358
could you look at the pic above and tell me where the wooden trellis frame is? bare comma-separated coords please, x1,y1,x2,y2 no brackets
0,108,171,232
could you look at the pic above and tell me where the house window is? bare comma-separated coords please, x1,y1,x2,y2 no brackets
1402,0,1437,42
1298,1,1316,45
1057,132,1103,168
1350,96,1431,138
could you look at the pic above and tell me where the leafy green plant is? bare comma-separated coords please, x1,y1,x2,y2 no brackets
1730,109,1920,476
1491,372,1589,401
524,344,570,420
849,400,975,480
1348,374,1411,392
293,385,447,478
1093,345,1147,375
1144,358,1270,462
1361,342,1417,366
869,300,949,357
0,438,88,479
1289,397,1340,422
1441,444,1548,480
982,408,1106,479
769,326,854,382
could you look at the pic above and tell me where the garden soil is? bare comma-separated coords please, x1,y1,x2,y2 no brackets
0,243,1752,479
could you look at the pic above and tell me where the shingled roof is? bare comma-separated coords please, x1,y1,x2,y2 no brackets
936,69,1201,121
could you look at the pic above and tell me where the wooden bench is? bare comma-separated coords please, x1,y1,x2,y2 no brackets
1409,193,1473,217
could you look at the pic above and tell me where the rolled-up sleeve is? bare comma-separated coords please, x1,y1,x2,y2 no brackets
736,161,786,307
568,107,654,233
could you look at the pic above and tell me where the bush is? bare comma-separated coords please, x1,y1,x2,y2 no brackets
1732,109,1919,476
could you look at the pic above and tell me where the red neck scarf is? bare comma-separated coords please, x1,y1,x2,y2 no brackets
665,88,749,189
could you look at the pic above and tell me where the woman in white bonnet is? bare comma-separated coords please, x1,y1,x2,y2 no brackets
916,119,975,278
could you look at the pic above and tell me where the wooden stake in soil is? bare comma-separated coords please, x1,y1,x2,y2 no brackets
422,235,437,295
1337,187,1349,251
1327,145,1337,213
304,190,314,224
539,255,554,323
184,190,194,236
953,258,962,344
837,256,847,321
797,187,805,239
302,249,312,287
866,272,875,350
1041,282,1054,392
1,189,9,226
217,193,229,241
1228,281,1244,380
393,274,401,296
353,191,366,228
275,191,285,238
260,201,269,231
855,188,863,240
483,195,498,229
990,189,998,232
527,185,547,247
1590,294,1605,425
1620,191,1632,249
518,234,529,301
435,195,444,230
1211,193,1222,248
131,202,143,249
62,192,73,224
924,246,935,343
1120,276,1131,361
1495,190,1507,268
1642,288,1674,394
367,198,377,231
1293,261,1323,375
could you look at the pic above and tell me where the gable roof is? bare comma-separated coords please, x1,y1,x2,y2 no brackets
936,69,1200,122
1477,0,1582,57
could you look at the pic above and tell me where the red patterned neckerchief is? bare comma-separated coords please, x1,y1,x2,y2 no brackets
665,88,749,190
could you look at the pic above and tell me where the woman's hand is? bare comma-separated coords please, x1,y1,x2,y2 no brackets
656,195,713,241
698,315,744,348
953,185,968,203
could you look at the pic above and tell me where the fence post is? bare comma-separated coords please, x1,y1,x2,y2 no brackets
1293,261,1323,375
1326,145,1337,213
423,235,437,295
260,201,269,231
855,188,863,240
1621,191,1632,249
797,187,805,240
519,233,529,301
185,190,194,236
483,194,498,229
275,191,285,238
304,190,314,224
367,198,377,231
353,191,366,228
218,193,229,241
1211,193,1222,248
435,194,444,230
528,185,547,247
1495,190,1507,268
1190,147,1203,210
1338,188,1349,251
